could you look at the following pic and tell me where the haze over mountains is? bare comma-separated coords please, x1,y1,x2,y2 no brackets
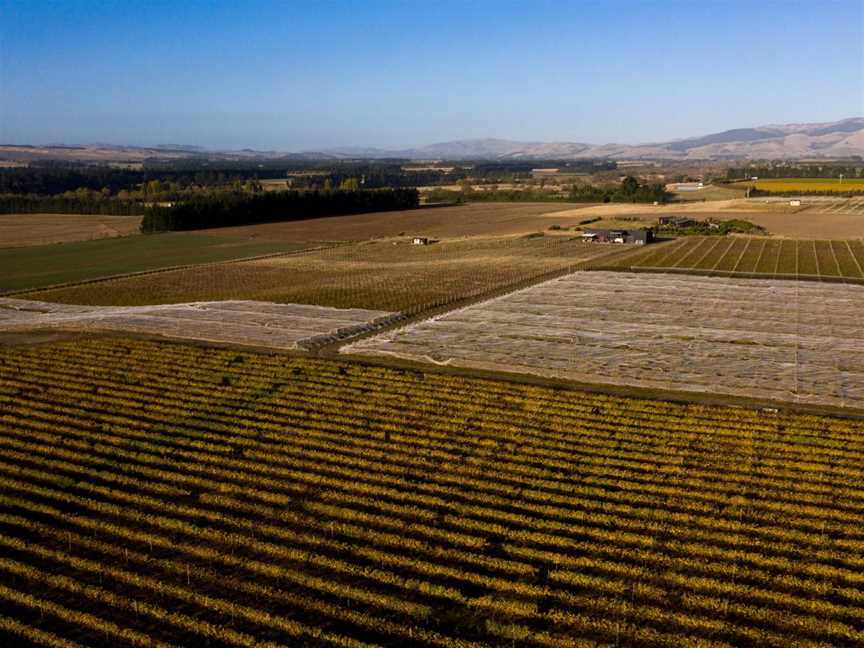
2,118,862,163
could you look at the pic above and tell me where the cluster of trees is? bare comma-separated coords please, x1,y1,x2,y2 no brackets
569,176,668,203
657,219,766,237
141,188,419,232
726,165,863,180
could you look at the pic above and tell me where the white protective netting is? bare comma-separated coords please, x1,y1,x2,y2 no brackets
344,272,864,409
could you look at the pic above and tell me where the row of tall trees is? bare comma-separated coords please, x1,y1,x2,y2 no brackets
0,194,148,215
141,188,419,232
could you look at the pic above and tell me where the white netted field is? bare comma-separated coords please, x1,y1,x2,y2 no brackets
0,298,396,349
344,271,864,409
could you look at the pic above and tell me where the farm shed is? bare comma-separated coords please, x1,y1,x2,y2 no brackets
582,228,654,245
412,237,430,245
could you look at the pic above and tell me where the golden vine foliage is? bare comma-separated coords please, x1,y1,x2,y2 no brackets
0,337,862,647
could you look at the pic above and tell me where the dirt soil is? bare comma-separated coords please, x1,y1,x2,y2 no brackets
197,203,595,242
0,213,142,248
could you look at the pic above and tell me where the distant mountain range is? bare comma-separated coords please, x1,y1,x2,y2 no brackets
2,118,862,162
318,118,864,161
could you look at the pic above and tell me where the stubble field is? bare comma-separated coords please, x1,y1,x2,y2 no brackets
1,337,863,647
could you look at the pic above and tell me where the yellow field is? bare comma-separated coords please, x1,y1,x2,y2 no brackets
736,178,864,193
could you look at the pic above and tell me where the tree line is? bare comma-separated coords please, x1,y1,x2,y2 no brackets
141,188,419,232
424,176,668,205
0,194,148,216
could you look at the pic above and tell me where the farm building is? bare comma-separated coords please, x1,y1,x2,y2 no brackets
582,228,654,245
412,237,431,245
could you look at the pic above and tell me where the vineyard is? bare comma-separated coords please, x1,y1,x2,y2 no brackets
23,236,640,314
1,337,863,647
346,271,864,409
0,298,395,350
593,236,864,281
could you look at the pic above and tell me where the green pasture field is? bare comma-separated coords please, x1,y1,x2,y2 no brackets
593,236,864,280
0,233,313,294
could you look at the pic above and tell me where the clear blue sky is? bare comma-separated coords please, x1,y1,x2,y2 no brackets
1,0,862,150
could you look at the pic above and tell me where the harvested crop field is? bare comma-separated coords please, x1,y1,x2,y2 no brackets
197,202,593,242
1,337,863,647
0,298,392,349
0,213,142,248
24,236,642,314
595,236,864,280
345,271,864,409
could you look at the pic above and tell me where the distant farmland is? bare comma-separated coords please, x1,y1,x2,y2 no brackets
595,236,864,281
736,178,864,193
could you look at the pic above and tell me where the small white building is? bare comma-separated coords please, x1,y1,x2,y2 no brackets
413,237,430,246
790,199,802,207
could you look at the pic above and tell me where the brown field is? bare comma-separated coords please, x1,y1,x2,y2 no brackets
0,214,142,248
199,202,595,242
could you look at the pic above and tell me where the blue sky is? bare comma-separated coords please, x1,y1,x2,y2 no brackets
1,0,862,150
